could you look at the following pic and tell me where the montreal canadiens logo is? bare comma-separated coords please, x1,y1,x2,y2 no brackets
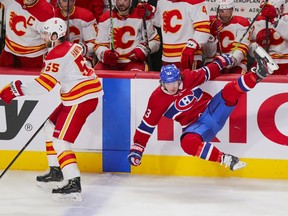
175,94,196,111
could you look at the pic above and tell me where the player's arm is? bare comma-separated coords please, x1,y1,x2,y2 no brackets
128,91,166,166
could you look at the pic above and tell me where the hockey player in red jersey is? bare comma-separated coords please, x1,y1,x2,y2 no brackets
250,0,288,75
55,0,98,61
0,17,103,201
128,46,278,171
152,0,210,70
203,0,250,74
0,0,55,68
94,0,160,71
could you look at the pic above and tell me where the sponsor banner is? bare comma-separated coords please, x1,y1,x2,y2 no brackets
1,73,288,173
206,0,288,22
0,75,103,152
132,78,288,160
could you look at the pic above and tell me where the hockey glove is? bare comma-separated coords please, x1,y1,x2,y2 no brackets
0,80,24,104
256,29,271,49
127,143,145,166
180,39,199,70
136,2,156,20
261,4,277,23
213,54,234,70
128,43,151,62
102,49,119,66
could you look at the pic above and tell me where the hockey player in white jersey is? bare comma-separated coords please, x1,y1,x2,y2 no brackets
203,0,251,74
55,0,98,61
250,0,288,75
0,17,103,201
152,0,210,70
0,0,55,68
94,0,160,71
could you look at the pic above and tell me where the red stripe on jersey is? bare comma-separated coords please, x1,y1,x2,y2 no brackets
61,79,102,101
35,74,57,92
5,37,46,54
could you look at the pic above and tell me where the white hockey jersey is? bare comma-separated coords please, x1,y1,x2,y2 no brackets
95,9,160,64
22,42,103,106
153,0,210,63
0,0,54,57
55,6,98,56
204,15,250,71
250,13,288,65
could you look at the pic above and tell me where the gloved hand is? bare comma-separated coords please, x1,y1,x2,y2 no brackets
79,42,88,56
102,49,119,66
210,19,224,37
261,3,277,23
0,80,24,104
127,143,145,166
180,39,199,70
256,29,271,49
136,2,156,19
128,43,151,62
213,54,234,70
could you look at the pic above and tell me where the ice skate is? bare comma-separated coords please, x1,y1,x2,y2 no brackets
221,154,246,171
253,46,279,81
52,177,82,201
36,166,66,189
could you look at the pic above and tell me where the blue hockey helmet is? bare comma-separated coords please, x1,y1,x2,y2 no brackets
160,64,181,83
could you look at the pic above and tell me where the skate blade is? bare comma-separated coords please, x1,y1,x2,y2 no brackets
232,161,247,171
254,46,279,72
52,192,82,202
36,180,68,189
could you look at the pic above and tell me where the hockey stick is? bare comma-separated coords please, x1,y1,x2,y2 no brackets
231,0,268,54
265,0,270,51
0,119,47,179
215,5,222,55
139,0,153,70
0,4,5,54
108,0,115,51
66,0,70,41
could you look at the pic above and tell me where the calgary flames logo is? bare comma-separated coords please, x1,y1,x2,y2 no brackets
9,11,27,36
163,10,182,33
114,26,135,49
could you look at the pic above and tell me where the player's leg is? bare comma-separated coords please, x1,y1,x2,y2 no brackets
222,46,278,106
36,105,64,189
51,98,98,201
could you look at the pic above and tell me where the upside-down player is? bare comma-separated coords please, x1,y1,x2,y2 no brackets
128,46,278,170
0,18,103,201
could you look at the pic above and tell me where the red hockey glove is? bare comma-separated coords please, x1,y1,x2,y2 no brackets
136,2,156,20
0,80,24,104
213,54,234,70
180,39,199,70
128,44,151,62
210,19,224,37
127,143,145,166
261,4,277,23
256,29,271,49
103,50,119,66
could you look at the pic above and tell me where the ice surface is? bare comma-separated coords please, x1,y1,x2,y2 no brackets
0,171,288,216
